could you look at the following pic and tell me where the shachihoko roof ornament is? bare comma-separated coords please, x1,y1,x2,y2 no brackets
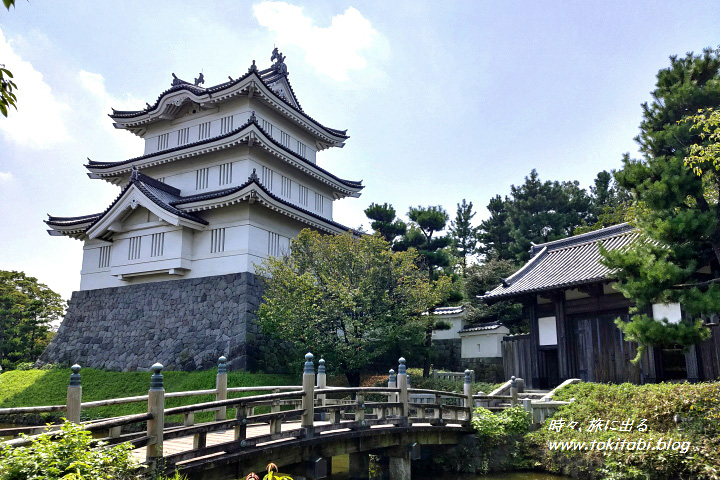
270,48,287,75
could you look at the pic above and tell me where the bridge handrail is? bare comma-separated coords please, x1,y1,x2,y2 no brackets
407,388,466,399
313,387,400,395
1,412,154,448
163,390,304,416
0,386,307,415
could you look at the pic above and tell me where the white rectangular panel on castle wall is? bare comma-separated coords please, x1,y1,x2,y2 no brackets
461,333,503,358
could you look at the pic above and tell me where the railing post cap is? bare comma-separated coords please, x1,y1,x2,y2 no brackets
319,358,325,365
151,363,164,374
398,357,405,364
389,368,395,374
218,355,227,363
71,364,81,374
303,352,315,374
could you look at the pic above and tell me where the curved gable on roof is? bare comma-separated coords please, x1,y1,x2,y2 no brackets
481,223,639,301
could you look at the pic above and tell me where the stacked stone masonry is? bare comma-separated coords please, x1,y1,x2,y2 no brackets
38,273,274,372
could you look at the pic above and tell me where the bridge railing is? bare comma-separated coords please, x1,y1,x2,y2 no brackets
1,354,476,472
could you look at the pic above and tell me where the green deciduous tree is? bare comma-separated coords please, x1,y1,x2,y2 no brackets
363,202,407,244
1,1,18,118
256,230,451,386
449,199,480,276
0,271,64,369
601,48,720,360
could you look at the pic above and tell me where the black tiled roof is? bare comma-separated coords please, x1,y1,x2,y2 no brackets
173,174,359,235
459,321,505,333
47,171,359,237
481,223,639,300
46,212,102,227
109,68,348,139
423,306,465,316
85,119,363,191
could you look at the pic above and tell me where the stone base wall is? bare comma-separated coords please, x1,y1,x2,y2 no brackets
460,357,505,384
431,339,462,372
38,272,279,372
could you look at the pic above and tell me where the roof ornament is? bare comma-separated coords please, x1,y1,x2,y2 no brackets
130,166,139,182
249,168,260,183
249,110,257,123
270,47,288,75
194,72,205,87
248,60,258,73
228,76,234,82
145,102,152,110
501,278,509,288
171,73,191,87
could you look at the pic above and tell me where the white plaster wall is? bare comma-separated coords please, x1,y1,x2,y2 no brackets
79,204,306,290
460,332,505,358
431,315,464,340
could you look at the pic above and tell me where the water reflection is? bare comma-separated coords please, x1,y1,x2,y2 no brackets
326,454,570,480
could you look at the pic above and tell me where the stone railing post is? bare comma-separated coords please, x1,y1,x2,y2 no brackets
397,357,409,426
388,369,397,416
464,369,474,422
317,359,327,421
146,363,165,463
302,352,315,437
510,375,518,407
66,364,82,423
215,356,228,421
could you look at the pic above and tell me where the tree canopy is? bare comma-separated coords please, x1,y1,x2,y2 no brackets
478,169,593,263
256,230,451,385
601,48,720,359
1,1,18,117
0,271,64,369
449,199,480,275
363,202,407,244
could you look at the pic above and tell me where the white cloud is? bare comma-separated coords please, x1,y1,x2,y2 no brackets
0,28,70,149
253,2,389,81
78,70,144,159
0,171,14,183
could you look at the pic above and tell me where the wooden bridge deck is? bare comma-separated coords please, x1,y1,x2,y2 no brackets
132,419,452,466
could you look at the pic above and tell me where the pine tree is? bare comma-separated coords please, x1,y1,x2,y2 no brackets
364,202,407,244
397,205,451,278
601,48,720,359
477,195,513,261
449,199,480,275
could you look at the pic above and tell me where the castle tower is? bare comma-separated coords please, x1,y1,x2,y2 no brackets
40,50,363,371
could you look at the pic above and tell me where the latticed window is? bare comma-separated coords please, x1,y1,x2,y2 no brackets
315,193,324,213
150,233,164,257
98,245,111,268
281,175,292,198
219,163,233,186
220,115,234,134
211,228,226,253
157,133,169,150
297,141,307,158
128,236,142,260
261,118,273,136
299,185,309,206
177,127,190,145
199,122,211,140
268,232,281,257
196,168,209,190
261,166,274,189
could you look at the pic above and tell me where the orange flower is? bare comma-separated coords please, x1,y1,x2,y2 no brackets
246,473,259,480
267,462,279,472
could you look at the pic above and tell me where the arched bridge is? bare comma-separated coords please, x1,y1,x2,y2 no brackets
4,355,550,480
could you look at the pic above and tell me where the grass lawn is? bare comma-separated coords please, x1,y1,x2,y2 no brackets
0,368,299,424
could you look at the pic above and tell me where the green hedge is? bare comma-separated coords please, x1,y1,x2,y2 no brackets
528,382,720,479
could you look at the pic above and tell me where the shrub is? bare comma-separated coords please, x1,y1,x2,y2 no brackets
0,421,141,480
529,382,720,480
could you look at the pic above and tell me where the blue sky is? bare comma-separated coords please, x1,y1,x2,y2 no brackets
1,1,719,299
